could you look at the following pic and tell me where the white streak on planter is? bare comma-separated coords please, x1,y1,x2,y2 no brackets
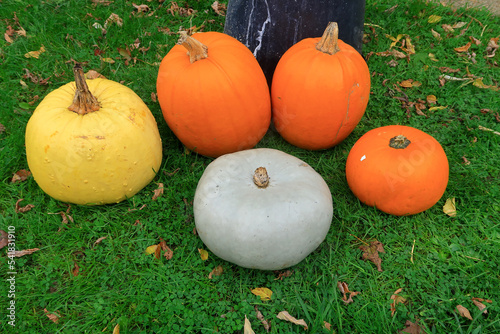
252,0,271,57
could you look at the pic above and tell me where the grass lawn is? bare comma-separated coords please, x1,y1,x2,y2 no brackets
1,0,499,333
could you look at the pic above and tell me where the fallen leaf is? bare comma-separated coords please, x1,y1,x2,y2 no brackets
13,248,40,257
431,29,441,41
72,262,80,277
132,3,150,13
359,239,385,272
453,22,467,29
469,36,481,46
443,198,456,217
486,37,498,57
428,15,442,23
113,324,120,334
472,299,487,314
244,315,255,334
152,183,164,200
337,281,361,304
44,308,60,323
85,70,106,79
454,42,472,53
104,13,123,28
0,123,5,134
324,321,332,331
15,199,34,213
426,95,437,105
145,244,158,255
211,1,226,16
399,79,421,88
428,53,439,62
251,287,273,301
274,269,293,280
276,311,308,330
462,156,471,165
254,305,270,332
160,239,173,260
24,45,46,59
398,320,424,334
208,265,223,279
390,288,407,316
428,106,448,112
93,236,107,247
456,305,473,320
11,169,31,183
0,230,9,249
198,248,209,261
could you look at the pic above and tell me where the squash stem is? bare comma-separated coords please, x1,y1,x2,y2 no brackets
389,135,411,149
68,63,101,115
316,22,341,55
178,31,208,63
253,167,269,188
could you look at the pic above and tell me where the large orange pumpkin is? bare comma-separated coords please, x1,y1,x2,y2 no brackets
156,32,271,158
271,22,370,150
345,125,449,216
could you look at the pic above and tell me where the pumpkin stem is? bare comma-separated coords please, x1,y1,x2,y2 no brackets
389,135,411,149
253,167,269,188
68,63,101,115
316,22,341,55
178,31,208,63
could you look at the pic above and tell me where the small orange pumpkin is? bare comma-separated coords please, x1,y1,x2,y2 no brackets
345,125,449,216
156,32,271,158
271,22,370,150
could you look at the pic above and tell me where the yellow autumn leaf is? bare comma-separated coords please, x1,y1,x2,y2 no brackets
429,106,448,112
431,29,442,41
24,45,45,58
426,95,437,104
276,311,308,330
251,287,273,301
443,198,456,217
198,248,209,261
428,15,442,23
101,57,116,64
145,244,158,255
428,53,439,62
113,324,120,334
454,42,472,53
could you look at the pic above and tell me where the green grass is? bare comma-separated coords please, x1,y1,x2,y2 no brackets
1,0,499,333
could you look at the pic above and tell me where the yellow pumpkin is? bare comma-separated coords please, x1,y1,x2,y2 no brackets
25,64,163,205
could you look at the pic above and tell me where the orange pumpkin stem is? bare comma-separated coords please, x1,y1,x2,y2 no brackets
389,135,411,149
253,167,269,188
316,22,341,55
178,31,208,63
68,63,101,115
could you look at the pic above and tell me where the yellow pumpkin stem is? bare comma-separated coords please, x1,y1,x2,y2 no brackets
68,63,101,115
389,135,411,149
253,167,269,188
316,22,341,55
178,31,208,63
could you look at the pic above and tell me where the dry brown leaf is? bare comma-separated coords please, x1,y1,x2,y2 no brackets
49,208,74,231
443,198,457,217
93,236,107,247
431,29,441,41
324,321,333,331
198,248,209,261
398,320,424,334
276,311,308,330
211,1,226,16
14,248,40,257
472,299,487,314
15,199,34,213
244,315,255,334
462,156,471,165
469,36,481,46
85,70,106,79
24,45,46,59
0,123,5,134
454,42,472,53
44,308,60,323
337,281,360,304
428,15,442,23
251,287,273,301
486,37,498,57
457,305,473,320
208,265,223,279
11,169,31,183
72,262,80,277
152,183,164,200
426,95,437,105
274,269,293,280
254,305,270,332
132,3,150,12
390,288,407,316
359,239,385,271
104,13,123,28
0,230,9,249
